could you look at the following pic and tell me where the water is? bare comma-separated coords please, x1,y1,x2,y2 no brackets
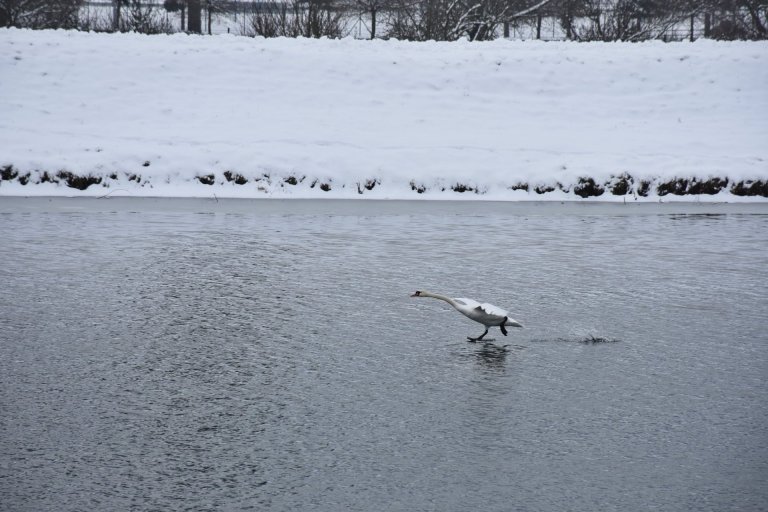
1,198,767,512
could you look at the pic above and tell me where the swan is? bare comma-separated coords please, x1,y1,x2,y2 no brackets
410,290,523,342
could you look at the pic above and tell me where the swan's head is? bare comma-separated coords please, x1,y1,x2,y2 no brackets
410,290,423,297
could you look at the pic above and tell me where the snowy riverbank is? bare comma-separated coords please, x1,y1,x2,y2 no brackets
1,29,766,200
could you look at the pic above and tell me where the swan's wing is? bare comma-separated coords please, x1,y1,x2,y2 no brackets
454,298,492,322
454,298,521,326
478,303,523,327
478,302,509,318
455,298,506,316
452,298,505,324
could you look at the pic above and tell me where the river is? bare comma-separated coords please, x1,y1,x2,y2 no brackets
1,198,766,511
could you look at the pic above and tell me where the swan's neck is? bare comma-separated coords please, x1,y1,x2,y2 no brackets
421,292,457,308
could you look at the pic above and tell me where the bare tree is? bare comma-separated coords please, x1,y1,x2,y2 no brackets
1,0,81,28
707,0,767,39
387,0,475,41
553,0,583,38
249,0,346,37
249,1,290,36
202,0,228,34
386,0,556,41
460,0,511,40
117,0,174,33
563,0,695,41
303,0,346,36
502,0,558,38
353,0,393,38
163,0,187,31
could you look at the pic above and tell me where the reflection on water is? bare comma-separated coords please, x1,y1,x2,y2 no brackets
475,343,512,370
1,199,767,512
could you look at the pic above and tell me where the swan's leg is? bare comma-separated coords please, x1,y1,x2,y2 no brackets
467,329,489,342
500,318,508,337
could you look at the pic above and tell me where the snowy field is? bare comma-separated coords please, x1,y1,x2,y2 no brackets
1,28,766,200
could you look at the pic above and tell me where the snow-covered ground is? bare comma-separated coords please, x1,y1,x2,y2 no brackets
1,29,766,200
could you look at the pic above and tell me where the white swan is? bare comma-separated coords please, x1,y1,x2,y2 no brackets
410,290,523,342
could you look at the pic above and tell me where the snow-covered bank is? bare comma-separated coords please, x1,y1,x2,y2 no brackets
1,29,766,200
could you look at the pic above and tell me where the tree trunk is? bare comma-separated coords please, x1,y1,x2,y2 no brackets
745,3,767,36
188,0,201,33
503,21,509,38
704,12,710,37
536,12,542,39
370,7,376,39
181,4,186,31
207,0,212,34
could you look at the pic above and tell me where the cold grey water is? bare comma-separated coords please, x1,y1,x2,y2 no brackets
1,198,767,512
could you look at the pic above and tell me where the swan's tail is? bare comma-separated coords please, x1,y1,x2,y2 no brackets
505,318,524,328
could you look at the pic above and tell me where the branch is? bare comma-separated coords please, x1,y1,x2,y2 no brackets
452,2,481,39
508,0,554,20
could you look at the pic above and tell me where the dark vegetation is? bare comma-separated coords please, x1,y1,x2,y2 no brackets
1,164,17,181
573,177,605,198
451,183,476,193
410,180,427,194
656,177,730,195
534,184,556,194
731,179,768,196
223,170,248,184
56,170,102,190
284,175,303,186
197,174,216,185
357,178,380,193
1,166,766,198
608,173,632,195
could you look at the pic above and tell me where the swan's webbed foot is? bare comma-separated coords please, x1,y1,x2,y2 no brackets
467,329,489,343
500,319,508,337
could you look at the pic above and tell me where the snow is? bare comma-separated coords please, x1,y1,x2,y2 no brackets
1,28,766,200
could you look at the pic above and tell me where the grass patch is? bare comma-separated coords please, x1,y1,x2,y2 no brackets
57,171,102,190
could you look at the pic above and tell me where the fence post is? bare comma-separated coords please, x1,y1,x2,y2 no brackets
704,12,710,37
690,13,694,41
113,0,121,31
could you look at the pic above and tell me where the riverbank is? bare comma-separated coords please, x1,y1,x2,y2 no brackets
1,29,766,200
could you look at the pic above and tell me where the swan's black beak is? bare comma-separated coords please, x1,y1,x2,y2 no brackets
410,291,421,297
